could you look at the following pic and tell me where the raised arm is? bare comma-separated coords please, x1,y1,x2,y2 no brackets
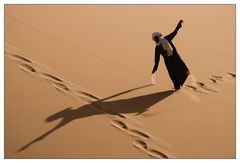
165,20,183,41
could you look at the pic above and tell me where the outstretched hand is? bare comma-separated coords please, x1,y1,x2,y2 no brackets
177,20,184,29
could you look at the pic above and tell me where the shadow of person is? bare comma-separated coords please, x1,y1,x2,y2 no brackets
17,84,174,152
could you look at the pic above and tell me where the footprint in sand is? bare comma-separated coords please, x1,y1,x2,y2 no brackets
39,73,64,83
92,103,126,119
87,102,126,119
209,78,217,83
186,83,217,95
51,82,70,91
227,72,236,78
209,74,234,84
185,84,207,94
196,82,219,92
186,85,197,91
109,112,126,119
147,149,168,159
209,75,224,83
127,129,151,139
196,82,204,87
133,140,148,151
211,75,223,80
133,140,169,159
8,53,32,63
19,63,37,73
75,91,100,101
110,120,128,130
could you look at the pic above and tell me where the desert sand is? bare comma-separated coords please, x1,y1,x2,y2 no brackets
4,5,235,158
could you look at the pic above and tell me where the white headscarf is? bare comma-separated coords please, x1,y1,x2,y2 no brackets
152,32,173,57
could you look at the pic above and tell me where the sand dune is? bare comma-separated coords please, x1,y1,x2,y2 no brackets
5,43,235,158
5,5,235,158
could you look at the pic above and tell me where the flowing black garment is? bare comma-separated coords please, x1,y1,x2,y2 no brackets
152,26,189,89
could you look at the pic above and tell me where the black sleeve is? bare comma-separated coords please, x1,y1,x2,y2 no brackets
152,47,160,74
164,25,180,41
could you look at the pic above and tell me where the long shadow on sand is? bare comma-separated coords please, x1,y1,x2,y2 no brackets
18,84,174,152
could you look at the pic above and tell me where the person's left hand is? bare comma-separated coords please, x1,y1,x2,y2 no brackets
177,20,184,29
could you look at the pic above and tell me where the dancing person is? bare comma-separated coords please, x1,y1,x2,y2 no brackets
151,20,190,90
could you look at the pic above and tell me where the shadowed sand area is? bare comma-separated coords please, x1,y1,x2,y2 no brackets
18,86,174,152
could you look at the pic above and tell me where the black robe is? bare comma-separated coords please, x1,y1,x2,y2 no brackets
152,26,189,89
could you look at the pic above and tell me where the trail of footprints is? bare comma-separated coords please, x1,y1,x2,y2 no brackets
111,119,170,158
5,50,170,158
6,51,96,100
185,73,235,95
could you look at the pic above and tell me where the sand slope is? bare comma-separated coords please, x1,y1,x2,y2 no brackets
4,5,235,158
5,45,149,158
